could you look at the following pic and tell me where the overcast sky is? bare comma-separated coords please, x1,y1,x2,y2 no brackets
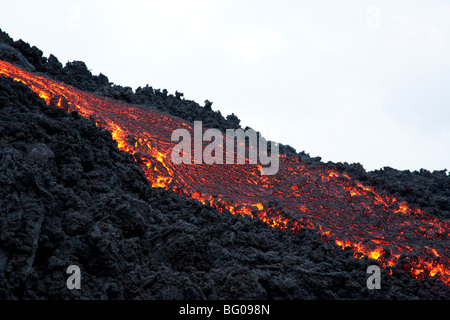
1,0,449,171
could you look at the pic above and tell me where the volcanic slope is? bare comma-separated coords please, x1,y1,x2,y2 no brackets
1,76,450,300
0,28,448,298
1,28,448,224
1,58,449,286
2,54,450,285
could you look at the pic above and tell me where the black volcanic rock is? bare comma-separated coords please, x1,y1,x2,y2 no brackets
0,76,449,300
332,163,450,220
0,28,312,159
0,29,450,300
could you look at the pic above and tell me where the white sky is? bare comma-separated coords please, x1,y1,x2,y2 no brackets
1,0,449,171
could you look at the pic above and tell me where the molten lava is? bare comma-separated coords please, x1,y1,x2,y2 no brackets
1,60,449,285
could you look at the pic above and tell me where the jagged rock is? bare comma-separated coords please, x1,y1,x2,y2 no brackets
0,29,449,300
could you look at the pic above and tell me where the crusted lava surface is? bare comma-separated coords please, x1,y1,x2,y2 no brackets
0,29,449,299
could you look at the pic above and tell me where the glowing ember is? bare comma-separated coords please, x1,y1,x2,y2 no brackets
1,60,449,285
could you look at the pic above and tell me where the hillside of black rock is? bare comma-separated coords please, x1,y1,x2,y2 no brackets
0,29,449,299
2,76,450,299
1,28,448,222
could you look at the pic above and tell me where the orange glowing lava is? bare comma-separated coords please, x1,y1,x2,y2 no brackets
1,60,449,285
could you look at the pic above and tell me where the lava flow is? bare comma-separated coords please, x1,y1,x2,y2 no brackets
1,60,449,286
